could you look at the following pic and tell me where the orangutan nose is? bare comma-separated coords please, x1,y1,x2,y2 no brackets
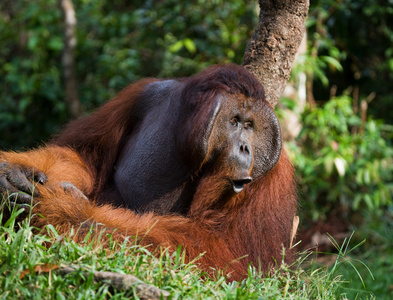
236,140,253,170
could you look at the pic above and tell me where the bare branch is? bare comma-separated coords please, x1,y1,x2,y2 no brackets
58,265,170,300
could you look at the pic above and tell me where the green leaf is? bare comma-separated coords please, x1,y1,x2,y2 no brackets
169,40,183,53
334,157,346,177
321,56,343,71
363,194,374,210
48,37,63,51
183,38,197,54
27,35,39,51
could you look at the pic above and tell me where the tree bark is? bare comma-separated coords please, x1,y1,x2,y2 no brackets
60,0,81,118
242,0,310,108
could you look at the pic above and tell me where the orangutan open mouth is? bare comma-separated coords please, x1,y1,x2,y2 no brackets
231,177,252,193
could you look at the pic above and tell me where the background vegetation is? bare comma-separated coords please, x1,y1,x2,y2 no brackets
1,0,392,298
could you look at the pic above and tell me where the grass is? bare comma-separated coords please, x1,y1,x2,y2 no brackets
0,202,379,299
335,212,393,300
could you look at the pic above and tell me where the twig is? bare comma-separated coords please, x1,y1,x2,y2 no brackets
58,265,170,299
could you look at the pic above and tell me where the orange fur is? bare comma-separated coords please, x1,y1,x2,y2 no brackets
0,146,296,281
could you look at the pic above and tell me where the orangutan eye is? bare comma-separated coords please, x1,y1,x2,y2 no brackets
230,117,239,126
244,121,253,129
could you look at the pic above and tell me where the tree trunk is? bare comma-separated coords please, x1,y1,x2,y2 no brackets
242,0,310,108
60,0,81,118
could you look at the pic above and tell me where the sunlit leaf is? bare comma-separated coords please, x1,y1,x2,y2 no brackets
183,38,197,54
169,40,183,53
321,55,343,72
334,157,346,177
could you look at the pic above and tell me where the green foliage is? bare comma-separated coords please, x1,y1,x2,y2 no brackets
288,96,393,221
291,28,344,88
306,232,377,299
0,0,66,149
308,0,393,121
336,212,393,299
74,0,256,106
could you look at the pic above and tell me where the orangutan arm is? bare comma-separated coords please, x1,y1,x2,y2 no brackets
0,146,93,204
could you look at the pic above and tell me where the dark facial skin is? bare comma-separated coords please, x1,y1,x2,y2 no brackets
206,93,261,193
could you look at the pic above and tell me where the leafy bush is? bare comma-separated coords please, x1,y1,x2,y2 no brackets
287,96,393,222
308,0,393,122
0,0,66,149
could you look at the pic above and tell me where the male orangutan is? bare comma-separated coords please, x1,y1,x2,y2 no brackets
0,64,297,281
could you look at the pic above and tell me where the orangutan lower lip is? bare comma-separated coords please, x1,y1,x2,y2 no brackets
231,177,252,193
